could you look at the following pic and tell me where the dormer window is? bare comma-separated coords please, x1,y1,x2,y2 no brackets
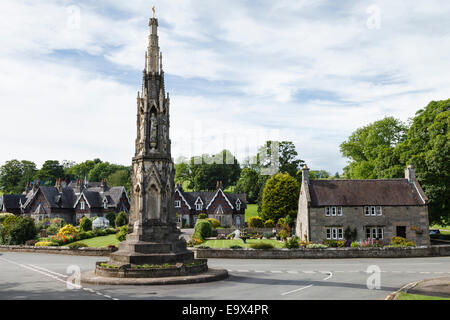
194,197,203,211
103,199,108,209
174,200,181,208
236,199,241,211
80,201,86,210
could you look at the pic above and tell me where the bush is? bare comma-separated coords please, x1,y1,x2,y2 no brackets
391,236,408,246
323,240,346,248
116,225,128,242
198,213,208,220
264,219,275,228
350,242,360,248
284,236,300,249
115,211,128,227
93,228,107,237
193,220,212,240
105,228,116,235
58,224,78,236
248,216,264,228
299,241,312,247
207,218,221,229
35,241,54,247
79,217,92,232
260,173,300,222
187,238,203,247
46,224,59,235
277,229,289,241
249,242,274,250
25,239,39,246
67,242,87,249
105,212,117,228
84,231,94,238
230,245,243,249
0,213,15,224
1,217,37,245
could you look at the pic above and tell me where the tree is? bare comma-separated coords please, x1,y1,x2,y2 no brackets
340,117,408,179
260,173,300,222
65,159,102,180
397,99,450,225
108,169,131,194
0,160,37,194
309,170,330,180
115,211,128,227
235,168,261,203
35,160,65,186
258,141,304,178
89,162,125,182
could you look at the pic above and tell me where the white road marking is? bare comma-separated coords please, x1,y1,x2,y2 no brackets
254,270,265,273
28,264,67,278
303,271,315,274
237,270,249,273
271,271,283,273
281,285,314,296
0,257,118,300
286,271,298,274
322,272,333,281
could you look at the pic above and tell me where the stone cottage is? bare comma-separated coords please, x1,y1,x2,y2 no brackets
5,178,130,224
295,165,430,246
174,181,246,228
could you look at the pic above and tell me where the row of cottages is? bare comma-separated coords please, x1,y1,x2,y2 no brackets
296,164,430,246
174,181,247,228
1,178,130,225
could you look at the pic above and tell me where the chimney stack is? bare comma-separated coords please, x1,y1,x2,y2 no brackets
216,181,223,190
55,178,62,192
101,178,108,191
302,164,310,185
405,165,416,182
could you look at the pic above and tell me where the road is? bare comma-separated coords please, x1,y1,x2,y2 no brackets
0,252,449,300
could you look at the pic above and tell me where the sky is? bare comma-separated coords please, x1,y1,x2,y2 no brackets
0,0,449,174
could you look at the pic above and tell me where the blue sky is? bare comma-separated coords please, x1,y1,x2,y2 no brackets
1,0,449,174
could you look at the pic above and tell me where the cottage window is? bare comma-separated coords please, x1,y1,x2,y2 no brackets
103,201,108,209
371,206,376,216
331,207,337,216
332,228,337,240
174,200,181,208
337,207,343,216
365,206,370,216
326,228,331,240
196,203,203,211
377,227,384,239
376,206,382,216
338,228,343,240
365,227,384,240
365,228,371,239
325,207,330,216
80,201,86,210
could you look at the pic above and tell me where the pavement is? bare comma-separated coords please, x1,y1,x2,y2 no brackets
1,251,450,300
401,277,450,298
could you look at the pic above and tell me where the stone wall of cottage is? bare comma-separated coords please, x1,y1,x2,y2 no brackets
308,205,430,246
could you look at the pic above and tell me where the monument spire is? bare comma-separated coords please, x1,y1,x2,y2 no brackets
147,13,160,74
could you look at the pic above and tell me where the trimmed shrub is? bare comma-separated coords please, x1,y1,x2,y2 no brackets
230,245,243,249
198,213,208,220
105,228,116,234
58,224,78,236
105,212,117,228
115,211,128,227
249,242,274,250
264,219,275,228
391,236,408,246
2,217,37,245
67,242,87,249
350,242,360,248
193,219,212,240
0,213,15,224
35,241,54,247
248,216,264,228
93,228,107,237
79,217,92,232
277,229,289,241
207,218,221,229
116,225,128,242
306,244,328,249
284,236,300,249
187,238,203,247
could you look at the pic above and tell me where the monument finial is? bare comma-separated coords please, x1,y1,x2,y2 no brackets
152,6,155,18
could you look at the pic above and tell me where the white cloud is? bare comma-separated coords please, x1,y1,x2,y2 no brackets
1,0,450,175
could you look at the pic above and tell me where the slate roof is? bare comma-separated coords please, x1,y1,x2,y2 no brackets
1,194,26,209
176,188,247,210
308,179,426,207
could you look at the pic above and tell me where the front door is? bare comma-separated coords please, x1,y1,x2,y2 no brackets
396,226,406,238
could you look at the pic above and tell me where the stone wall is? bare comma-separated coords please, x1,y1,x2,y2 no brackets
192,245,450,259
0,245,113,256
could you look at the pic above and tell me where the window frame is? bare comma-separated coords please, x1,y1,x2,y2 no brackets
80,201,86,210
337,207,343,216
325,207,330,216
174,200,181,208
376,206,382,216
326,228,332,240
365,206,370,216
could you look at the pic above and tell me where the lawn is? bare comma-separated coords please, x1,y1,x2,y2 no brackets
397,292,450,300
198,239,284,249
64,234,119,248
245,204,259,222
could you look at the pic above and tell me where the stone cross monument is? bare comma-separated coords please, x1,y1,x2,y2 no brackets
109,15,194,267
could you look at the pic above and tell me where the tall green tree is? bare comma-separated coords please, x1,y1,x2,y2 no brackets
260,173,300,222
340,117,408,179
35,160,64,186
397,99,450,224
257,141,304,178
0,160,37,194
107,169,131,194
